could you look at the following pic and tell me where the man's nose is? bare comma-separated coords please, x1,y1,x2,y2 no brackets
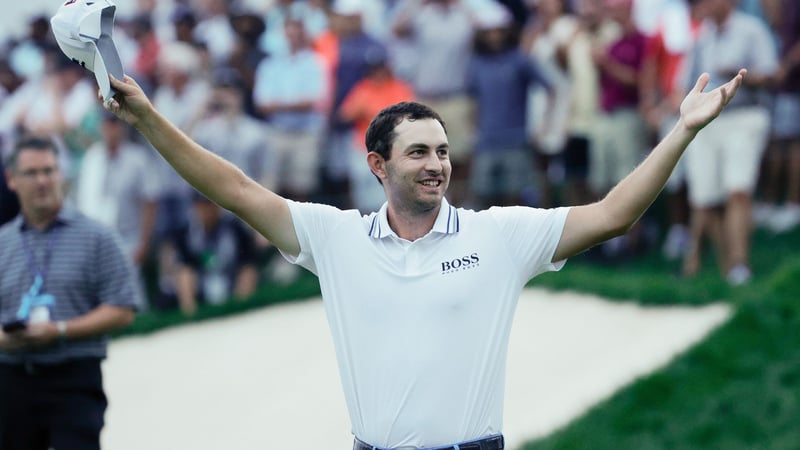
423,152,443,172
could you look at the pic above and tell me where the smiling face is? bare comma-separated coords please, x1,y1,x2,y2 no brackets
374,118,451,215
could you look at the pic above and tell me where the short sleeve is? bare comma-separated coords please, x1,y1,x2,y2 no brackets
488,206,570,280
281,200,354,274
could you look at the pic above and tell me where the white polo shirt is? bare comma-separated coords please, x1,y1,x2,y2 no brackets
283,199,570,449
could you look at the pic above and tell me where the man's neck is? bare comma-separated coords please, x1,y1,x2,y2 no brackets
23,206,61,231
386,203,440,242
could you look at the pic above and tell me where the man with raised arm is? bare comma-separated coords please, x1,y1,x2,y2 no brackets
104,68,745,450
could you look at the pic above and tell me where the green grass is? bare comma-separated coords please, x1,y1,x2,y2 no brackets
522,228,800,450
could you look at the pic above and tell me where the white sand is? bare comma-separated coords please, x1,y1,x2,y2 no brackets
101,288,731,450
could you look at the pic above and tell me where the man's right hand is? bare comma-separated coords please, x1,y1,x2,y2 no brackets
104,75,154,128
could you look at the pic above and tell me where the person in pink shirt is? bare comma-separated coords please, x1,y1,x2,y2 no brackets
589,0,649,258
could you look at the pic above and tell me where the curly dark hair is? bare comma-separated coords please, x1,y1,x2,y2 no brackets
364,101,447,161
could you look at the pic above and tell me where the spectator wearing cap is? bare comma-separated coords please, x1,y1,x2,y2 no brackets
7,16,56,82
467,2,553,209
338,48,415,213
497,0,531,28
193,0,238,66
253,17,326,202
315,0,387,208
391,0,482,206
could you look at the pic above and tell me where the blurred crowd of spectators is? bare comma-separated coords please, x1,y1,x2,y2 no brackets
0,0,798,312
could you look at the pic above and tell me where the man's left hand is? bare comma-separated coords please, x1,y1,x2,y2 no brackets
679,69,747,132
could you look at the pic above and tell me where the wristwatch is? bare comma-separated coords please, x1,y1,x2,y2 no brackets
56,321,68,340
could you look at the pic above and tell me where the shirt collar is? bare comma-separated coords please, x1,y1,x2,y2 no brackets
17,205,77,232
367,198,460,239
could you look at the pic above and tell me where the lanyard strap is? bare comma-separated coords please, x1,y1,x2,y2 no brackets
20,225,61,283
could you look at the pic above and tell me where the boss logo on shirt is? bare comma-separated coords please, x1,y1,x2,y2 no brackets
441,253,480,275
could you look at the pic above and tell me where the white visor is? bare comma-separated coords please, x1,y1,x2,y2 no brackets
51,0,124,102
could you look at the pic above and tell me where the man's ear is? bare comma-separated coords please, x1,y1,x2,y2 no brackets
367,151,387,181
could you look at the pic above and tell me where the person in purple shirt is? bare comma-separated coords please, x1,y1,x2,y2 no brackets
585,0,649,258
589,0,648,199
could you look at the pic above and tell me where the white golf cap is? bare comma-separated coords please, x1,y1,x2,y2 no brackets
475,2,513,30
331,0,366,16
50,0,124,102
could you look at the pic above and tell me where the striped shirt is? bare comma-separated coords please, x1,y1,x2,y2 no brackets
0,206,140,364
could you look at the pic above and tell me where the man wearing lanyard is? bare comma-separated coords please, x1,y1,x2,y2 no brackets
0,136,139,450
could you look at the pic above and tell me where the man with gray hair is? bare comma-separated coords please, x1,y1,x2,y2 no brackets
0,136,138,449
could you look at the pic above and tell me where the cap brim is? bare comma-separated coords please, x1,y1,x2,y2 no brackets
93,34,124,102
95,5,124,102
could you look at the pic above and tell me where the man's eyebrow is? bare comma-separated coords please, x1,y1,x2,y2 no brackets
405,143,429,150
404,142,449,151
